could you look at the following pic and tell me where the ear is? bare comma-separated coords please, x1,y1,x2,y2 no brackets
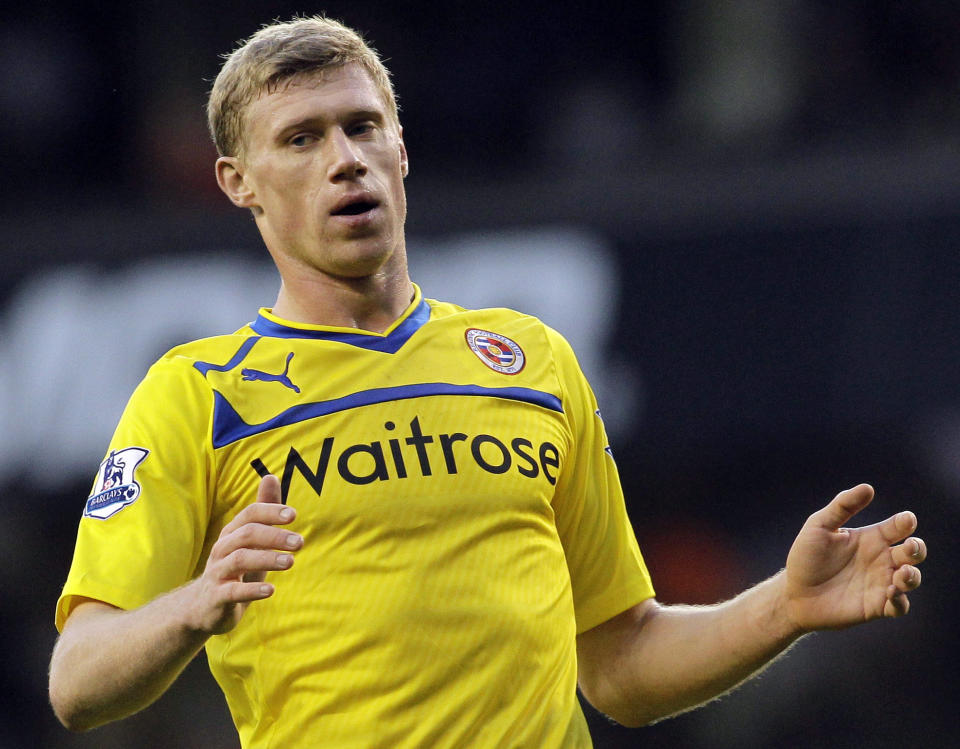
216,156,259,210
398,127,409,178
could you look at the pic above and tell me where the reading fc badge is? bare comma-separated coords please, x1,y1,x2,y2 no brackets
84,447,150,520
465,328,526,374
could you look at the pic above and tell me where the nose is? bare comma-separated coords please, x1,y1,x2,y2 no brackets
327,129,367,181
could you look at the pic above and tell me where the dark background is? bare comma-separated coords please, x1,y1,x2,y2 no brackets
2,1,957,747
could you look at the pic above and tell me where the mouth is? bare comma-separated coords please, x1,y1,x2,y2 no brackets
331,195,380,217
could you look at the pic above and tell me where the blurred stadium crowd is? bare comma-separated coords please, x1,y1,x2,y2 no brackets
1,1,957,747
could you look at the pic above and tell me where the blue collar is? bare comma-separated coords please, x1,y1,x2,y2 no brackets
249,296,431,354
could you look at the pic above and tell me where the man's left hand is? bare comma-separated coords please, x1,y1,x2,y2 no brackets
784,483,926,631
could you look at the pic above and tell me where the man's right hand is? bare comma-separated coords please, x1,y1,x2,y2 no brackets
186,474,302,635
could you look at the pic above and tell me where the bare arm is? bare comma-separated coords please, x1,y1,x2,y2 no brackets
577,484,926,727
49,476,300,731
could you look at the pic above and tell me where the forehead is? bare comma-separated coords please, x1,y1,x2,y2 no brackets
243,64,389,144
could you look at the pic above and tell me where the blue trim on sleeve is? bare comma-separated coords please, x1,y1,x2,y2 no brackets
212,383,564,448
249,298,430,353
193,337,260,376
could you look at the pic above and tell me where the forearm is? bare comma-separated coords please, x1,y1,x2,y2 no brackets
579,485,926,727
49,583,210,732
50,478,299,732
579,571,804,726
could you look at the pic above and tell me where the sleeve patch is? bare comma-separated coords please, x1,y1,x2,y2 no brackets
84,447,150,520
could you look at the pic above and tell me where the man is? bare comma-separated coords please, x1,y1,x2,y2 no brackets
49,15,926,748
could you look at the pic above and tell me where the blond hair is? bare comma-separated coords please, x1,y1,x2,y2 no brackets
208,15,398,157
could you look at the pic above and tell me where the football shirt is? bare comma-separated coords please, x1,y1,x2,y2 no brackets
58,285,654,747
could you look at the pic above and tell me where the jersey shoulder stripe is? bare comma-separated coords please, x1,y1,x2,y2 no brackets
210,383,564,448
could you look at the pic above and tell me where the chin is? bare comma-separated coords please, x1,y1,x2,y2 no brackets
328,251,395,280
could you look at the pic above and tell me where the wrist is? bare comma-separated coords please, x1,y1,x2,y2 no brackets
759,570,807,643
167,579,219,641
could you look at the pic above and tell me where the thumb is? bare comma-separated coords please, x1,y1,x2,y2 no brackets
256,474,283,505
811,483,874,531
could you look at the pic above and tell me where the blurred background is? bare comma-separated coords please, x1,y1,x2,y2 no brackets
2,0,957,746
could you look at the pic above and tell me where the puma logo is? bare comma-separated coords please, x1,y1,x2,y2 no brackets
241,352,301,393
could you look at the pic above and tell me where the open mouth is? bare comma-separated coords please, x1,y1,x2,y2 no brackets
331,199,379,216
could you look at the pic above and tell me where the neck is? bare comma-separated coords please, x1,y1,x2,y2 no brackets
271,269,415,333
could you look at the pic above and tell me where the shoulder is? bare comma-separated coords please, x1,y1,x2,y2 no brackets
422,294,580,373
138,328,259,393
424,295,562,339
153,326,258,368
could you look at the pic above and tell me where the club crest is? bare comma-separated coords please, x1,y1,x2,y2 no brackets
465,328,526,375
84,447,150,520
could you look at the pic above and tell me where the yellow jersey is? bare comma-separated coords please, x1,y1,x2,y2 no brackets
57,285,654,748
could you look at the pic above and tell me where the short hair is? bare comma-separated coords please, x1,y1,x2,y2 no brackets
208,15,398,158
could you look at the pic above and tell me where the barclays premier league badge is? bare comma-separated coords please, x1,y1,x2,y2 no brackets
465,328,526,375
84,447,150,520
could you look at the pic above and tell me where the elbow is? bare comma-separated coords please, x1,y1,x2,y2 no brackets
578,664,659,728
49,600,131,733
577,599,666,728
49,684,90,733
579,681,655,728
49,663,101,733
50,697,105,734
55,713,94,734
604,707,653,729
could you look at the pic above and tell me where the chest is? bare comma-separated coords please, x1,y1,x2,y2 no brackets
204,335,570,549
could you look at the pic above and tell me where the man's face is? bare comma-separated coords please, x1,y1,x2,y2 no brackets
227,64,409,281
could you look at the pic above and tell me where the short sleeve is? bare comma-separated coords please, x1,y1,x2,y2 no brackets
55,356,216,631
546,327,655,634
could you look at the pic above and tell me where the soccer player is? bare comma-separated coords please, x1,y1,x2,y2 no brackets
49,16,927,748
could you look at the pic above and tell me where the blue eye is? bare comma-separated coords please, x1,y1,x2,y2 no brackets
290,134,315,147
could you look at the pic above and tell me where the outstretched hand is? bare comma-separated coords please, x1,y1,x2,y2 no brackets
784,484,926,632
185,475,302,636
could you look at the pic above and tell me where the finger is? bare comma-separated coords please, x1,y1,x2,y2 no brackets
212,522,303,560
892,564,921,592
884,587,910,617
221,580,276,604
219,498,296,539
890,537,927,567
810,484,875,531
218,547,295,581
257,474,283,505
876,510,918,545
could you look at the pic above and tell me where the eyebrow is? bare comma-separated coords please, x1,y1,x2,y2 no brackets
274,109,387,142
